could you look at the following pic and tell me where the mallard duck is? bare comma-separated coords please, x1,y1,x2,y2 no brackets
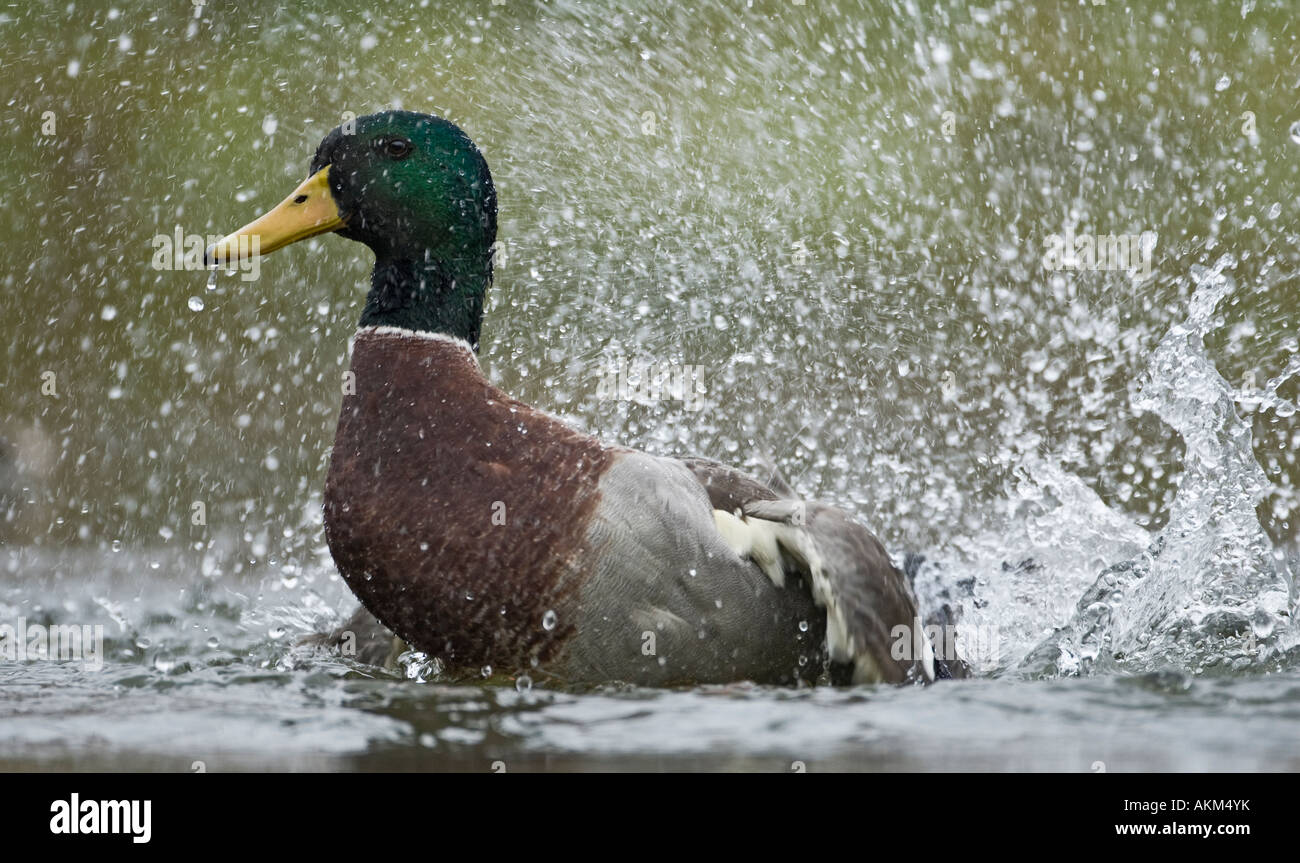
207,110,957,686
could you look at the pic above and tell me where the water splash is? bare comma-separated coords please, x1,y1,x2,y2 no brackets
920,254,1296,677
911,456,1149,674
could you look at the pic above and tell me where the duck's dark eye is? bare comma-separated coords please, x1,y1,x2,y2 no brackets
379,138,412,160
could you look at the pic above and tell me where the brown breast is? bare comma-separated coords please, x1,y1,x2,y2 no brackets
323,326,612,673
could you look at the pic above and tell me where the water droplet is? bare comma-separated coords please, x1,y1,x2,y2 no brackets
268,626,286,641
480,664,493,678
205,636,220,649
110,539,123,553
206,269,218,291
798,620,809,632
542,609,558,631
187,296,205,312
1215,75,1230,92
515,674,533,692
1290,120,1300,144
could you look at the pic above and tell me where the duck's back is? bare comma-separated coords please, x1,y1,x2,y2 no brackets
564,449,824,685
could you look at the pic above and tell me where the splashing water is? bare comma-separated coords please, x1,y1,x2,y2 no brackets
917,254,1297,678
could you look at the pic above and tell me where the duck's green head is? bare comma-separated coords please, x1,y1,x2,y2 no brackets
208,110,497,347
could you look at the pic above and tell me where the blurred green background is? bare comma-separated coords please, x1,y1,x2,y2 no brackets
1,0,1297,581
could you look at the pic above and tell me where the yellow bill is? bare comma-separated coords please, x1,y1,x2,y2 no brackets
205,167,345,267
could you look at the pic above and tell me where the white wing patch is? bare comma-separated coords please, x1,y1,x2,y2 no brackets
712,509,785,587
713,507,936,685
